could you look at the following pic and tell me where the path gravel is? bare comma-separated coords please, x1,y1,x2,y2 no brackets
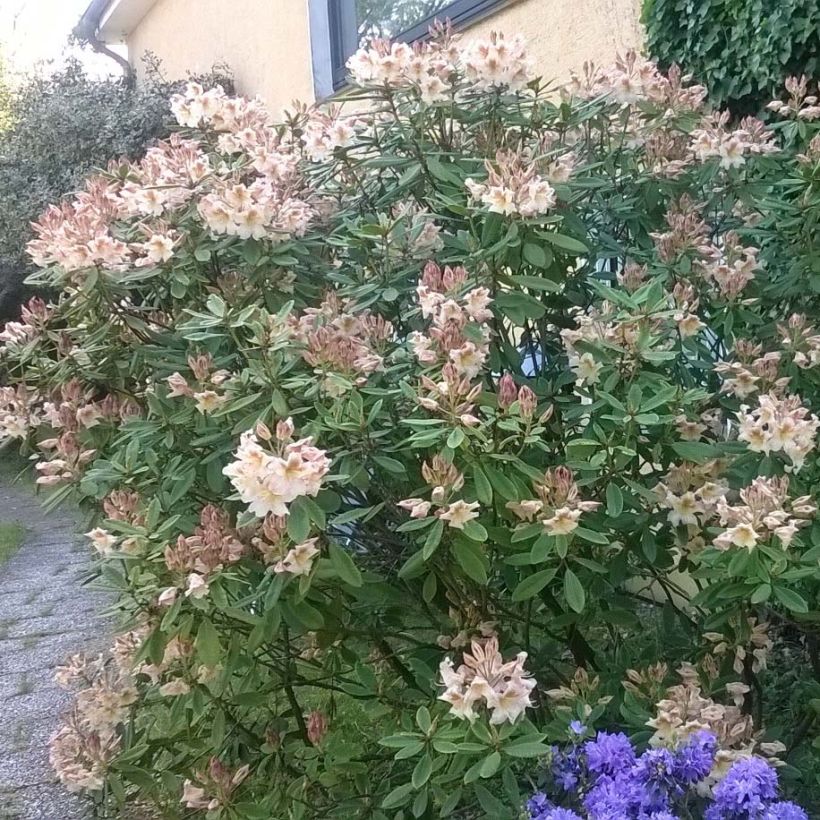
0,479,110,819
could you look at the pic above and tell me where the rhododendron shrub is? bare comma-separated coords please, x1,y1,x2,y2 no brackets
2,27,820,818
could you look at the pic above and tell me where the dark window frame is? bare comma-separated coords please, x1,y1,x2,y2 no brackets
328,0,507,91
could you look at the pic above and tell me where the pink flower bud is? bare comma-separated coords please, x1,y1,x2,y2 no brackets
307,710,329,745
497,373,517,409
275,417,294,441
518,385,537,419
255,421,272,441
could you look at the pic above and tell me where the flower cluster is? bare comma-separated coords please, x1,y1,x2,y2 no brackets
162,504,245,601
569,51,706,110
507,466,600,536
690,113,777,168
527,732,806,820
438,637,536,724
466,150,556,217
181,757,251,812
223,418,330,518
715,340,789,400
767,75,820,120
410,261,492,423
165,352,233,414
27,83,315,279
737,393,819,471
0,296,52,352
398,454,480,530
49,651,137,793
347,28,531,97
293,292,392,395
0,384,40,442
712,476,815,551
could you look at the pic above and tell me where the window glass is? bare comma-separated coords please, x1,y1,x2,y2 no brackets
356,0,460,41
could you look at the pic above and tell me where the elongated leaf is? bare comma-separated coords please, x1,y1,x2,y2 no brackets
328,543,363,587
564,568,586,613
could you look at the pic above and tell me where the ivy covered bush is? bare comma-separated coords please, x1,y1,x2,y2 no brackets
643,0,820,116
2,27,820,819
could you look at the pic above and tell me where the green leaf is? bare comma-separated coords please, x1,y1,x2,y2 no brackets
473,465,493,505
671,441,721,463
328,543,363,587
503,740,551,758
773,585,808,613
473,784,510,818
540,231,588,254
195,619,222,666
511,568,556,601
412,754,433,788
452,540,488,584
382,783,414,809
606,483,623,517
372,455,406,475
462,520,488,542
564,568,586,613
750,583,771,604
423,518,445,559
380,734,424,749
522,242,550,268
479,750,501,778
287,498,311,543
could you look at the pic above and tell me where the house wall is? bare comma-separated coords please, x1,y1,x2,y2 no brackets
127,0,642,114
128,0,316,116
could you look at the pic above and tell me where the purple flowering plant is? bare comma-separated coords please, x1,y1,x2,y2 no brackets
527,731,808,820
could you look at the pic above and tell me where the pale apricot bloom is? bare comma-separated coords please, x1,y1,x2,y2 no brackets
273,539,320,576
160,679,191,697
438,637,536,724
397,498,432,518
85,528,117,555
193,390,226,414
440,499,480,529
542,506,581,535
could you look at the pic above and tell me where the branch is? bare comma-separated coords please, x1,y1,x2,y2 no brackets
73,24,135,86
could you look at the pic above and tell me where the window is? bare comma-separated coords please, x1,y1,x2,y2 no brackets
309,0,506,97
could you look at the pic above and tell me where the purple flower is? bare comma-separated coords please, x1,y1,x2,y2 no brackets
673,730,717,784
584,731,636,777
551,746,582,792
569,720,587,736
762,803,809,820
707,756,779,819
583,772,644,818
543,810,583,820
527,792,551,819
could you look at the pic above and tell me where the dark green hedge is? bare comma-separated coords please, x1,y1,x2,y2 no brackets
0,57,231,321
643,0,820,116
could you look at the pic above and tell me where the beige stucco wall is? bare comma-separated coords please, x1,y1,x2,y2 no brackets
128,0,315,116
128,0,642,114
467,0,643,83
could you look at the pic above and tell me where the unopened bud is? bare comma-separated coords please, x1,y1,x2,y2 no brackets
275,417,294,441
497,373,517,409
255,421,272,441
518,385,537,419
306,710,329,745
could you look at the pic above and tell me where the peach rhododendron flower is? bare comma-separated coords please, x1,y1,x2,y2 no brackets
223,423,330,517
438,637,536,724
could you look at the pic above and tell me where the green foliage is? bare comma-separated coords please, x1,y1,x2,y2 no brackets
0,520,25,565
643,0,820,115
3,32,820,818
0,57,231,321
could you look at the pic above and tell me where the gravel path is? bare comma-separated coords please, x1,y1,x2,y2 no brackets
0,479,110,819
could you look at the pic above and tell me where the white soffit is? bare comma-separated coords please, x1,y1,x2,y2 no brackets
98,0,159,43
